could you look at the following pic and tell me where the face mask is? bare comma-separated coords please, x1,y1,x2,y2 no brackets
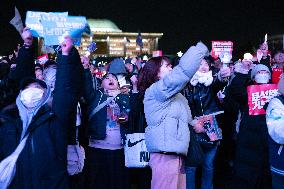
255,73,270,84
20,87,44,108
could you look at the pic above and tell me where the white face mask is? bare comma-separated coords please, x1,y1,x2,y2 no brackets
255,73,270,84
20,87,44,108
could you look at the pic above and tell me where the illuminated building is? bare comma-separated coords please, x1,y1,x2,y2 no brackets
78,19,163,57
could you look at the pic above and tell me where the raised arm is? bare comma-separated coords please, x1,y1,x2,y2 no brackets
9,28,35,83
0,29,35,108
52,37,84,131
150,42,209,102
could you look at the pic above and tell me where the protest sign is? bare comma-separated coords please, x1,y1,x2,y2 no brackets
41,16,87,46
152,50,163,57
195,114,222,141
272,68,283,84
10,7,24,34
211,41,233,60
25,11,68,37
37,54,48,65
26,11,88,46
247,84,279,115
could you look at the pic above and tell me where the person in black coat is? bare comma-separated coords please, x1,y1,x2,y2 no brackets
0,33,83,189
183,56,230,189
228,62,272,189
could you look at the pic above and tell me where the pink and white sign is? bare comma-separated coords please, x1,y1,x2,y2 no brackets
211,41,233,60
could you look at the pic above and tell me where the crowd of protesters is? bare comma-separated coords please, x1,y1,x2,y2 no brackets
0,27,284,189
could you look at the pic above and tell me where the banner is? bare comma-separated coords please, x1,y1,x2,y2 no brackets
247,84,279,115
25,11,87,46
25,11,68,37
211,41,233,60
41,16,87,46
272,68,283,84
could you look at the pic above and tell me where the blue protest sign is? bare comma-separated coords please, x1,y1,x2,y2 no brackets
25,11,68,37
26,11,88,46
41,16,87,46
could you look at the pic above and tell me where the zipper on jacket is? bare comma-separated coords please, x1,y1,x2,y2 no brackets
198,89,205,116
278,145,283,155
31,137,35,155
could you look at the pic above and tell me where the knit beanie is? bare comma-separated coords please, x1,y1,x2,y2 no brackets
251,64,271,80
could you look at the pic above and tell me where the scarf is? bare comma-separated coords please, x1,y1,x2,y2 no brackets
190,70,213,87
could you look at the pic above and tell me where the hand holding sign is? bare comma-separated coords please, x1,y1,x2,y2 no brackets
191,118,206,133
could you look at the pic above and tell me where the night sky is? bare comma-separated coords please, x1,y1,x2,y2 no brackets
1,0,284,58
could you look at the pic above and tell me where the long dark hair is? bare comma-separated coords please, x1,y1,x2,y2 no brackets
138,56,170,97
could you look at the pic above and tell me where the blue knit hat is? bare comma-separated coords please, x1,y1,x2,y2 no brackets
251,64,271,80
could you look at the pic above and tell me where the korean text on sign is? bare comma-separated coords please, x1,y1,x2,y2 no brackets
211,41,233,60
247,84,279,115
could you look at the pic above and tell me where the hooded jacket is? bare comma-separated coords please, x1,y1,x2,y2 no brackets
143,42,209,155
83,69,130,141
0,47,83,189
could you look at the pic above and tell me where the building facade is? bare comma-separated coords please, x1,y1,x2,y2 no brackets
78,19,163,57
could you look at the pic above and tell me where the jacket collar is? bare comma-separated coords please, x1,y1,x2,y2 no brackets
23,104,54,138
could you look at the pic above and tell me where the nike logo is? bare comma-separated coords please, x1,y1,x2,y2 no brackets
127,139,144,147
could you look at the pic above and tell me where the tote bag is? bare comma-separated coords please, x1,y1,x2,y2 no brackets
124,133,149,168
